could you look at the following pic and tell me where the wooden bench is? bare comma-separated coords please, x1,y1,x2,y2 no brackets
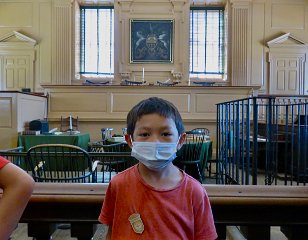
209,185,308,239
11,184,308,240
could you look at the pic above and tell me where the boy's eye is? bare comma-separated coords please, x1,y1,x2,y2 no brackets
138,132,150,137
162,132,172,137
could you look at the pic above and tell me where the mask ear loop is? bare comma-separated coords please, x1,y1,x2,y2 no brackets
175,137,180,151
130,135,135,147
176,133,186,151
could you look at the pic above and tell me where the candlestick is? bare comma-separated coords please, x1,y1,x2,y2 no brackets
142,67,144,81
69,114,73,130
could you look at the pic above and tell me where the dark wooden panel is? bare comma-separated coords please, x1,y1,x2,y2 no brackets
4,183,308,240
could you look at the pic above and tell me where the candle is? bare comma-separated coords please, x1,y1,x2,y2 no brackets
142,67,144,80
69,114,73,130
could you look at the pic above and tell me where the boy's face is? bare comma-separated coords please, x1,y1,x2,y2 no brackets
125,113,185,148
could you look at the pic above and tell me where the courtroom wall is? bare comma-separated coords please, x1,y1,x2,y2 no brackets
0,0,307,94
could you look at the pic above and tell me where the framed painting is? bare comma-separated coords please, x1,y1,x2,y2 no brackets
130,19,174,63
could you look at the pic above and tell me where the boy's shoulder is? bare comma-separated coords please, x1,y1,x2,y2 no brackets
109,165,137,183
182,172,207,196
181,170,202,186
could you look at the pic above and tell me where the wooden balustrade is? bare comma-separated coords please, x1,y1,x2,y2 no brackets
4,183,306,240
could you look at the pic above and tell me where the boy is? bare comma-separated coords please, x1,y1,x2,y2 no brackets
0,156,34,239
99,97,217,240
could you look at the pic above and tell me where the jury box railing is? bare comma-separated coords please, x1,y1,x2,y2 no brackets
216,95,308,185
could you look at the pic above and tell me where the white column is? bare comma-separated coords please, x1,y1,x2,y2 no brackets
52,0,72,85
230,0,252,86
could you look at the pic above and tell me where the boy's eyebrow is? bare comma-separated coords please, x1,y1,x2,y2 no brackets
136,126,172,131
160,126,173,130
135,126,151,131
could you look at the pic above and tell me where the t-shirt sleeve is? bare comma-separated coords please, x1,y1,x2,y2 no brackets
98,181,116,225
0,156,10,169
194,187,218,240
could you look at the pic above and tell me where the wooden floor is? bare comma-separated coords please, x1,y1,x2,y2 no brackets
11,223,107,240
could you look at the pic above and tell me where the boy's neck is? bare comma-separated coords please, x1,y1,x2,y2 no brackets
137,163,183,189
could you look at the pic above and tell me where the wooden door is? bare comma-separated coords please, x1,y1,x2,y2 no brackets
3,55,30,90
270,57,301,95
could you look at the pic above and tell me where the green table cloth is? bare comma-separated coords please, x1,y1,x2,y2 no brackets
17,133,91,171
18,133,91,151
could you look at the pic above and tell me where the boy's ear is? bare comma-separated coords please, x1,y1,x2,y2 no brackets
177,133,186,150
125,134,133,148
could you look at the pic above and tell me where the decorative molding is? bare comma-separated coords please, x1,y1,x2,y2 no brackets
53,0,72,6
0,31,37,46
0,32,37,91
230,0,252,2
267,33,308,95
267,33,307,47
43,85,255,122
271,3,305,30
190,0,226,6
230,0,252,7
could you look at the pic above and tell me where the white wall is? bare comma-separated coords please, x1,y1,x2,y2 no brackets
0,0,307,94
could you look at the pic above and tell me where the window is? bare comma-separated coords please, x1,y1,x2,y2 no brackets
190,7,225,79
80,6,114,78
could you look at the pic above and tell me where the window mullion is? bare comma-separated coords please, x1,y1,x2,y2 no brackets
80,9,85,73
191,10,194,73
97,9,99,75
204,11,207,74
109,9,113,75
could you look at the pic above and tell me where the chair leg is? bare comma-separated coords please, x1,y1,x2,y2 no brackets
71,223,97,240
196,166,203,183
208,160,212,177
27,222,56,240
215,223,227,240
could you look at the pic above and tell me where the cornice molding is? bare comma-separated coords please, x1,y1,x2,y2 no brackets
267,33,307,47
0,31,37,46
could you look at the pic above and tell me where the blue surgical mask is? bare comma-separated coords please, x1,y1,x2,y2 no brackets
131,141,178,171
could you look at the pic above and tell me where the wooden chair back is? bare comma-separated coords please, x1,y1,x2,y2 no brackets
186,127,210,136
88,141,137,182
26,144,96,183
175,132,206,182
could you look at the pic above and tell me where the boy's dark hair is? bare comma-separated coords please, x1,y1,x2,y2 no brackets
126,97,185,136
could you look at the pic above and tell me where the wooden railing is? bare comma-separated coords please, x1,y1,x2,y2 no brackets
12,183,308,240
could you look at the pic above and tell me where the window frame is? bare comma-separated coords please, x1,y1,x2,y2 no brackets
79,5,114,79
189,7,225,81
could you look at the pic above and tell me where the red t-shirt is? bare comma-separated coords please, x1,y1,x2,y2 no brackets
99,165,217,240
0,156,9,169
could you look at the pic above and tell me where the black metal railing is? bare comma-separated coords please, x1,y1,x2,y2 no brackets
0,150,136,183
216,95,308,185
